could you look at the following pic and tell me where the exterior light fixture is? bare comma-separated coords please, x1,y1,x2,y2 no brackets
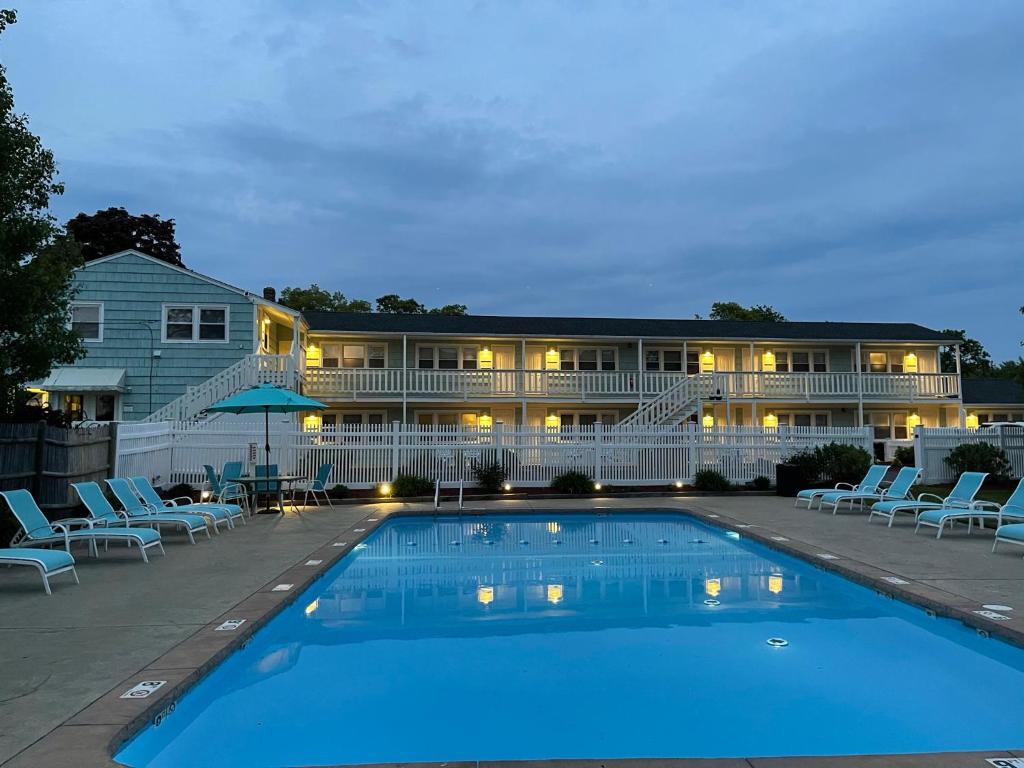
965,413,979,429
763,412,779,428
594,482,602,491
702,414,715,428
379,483,392,497
674,480,683,489
200,490,212,501
761,350,776,372
503,482,512,492
907,413,922,431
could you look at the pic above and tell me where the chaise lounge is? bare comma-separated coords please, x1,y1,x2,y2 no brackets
0,548,79,595
868,472,988,530
795,464,888,510
819,466,921,515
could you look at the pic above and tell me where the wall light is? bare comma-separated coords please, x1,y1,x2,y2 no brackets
545,413,560,428
903,352,918,373
965,413,979,429
594,482,603,491
478,414,493,429
200,490,212,501
479,346,493,369
503,482,512,492
702,413,715,428
545,348,560,370
761,350,776,372
674,480,684,489
763,412,779,428
700,349,715,373
907,412,922,431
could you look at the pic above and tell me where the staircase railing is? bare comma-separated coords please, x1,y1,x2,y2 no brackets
143,354,295,423
618,374,720,427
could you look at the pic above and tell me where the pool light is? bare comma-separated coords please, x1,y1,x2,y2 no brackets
768,574,783,595
705,578,721,598
547,584,564,604
304,598,319,616
547,521,560,534
477,585,494,605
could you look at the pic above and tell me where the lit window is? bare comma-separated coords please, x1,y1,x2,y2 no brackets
889,352,904,374
578,349,598,371
321,344,340,368
342,345,365,368
70,303,102,341
867,352,887,373
64,394,83,421
560,349,575,371
368,345,386,369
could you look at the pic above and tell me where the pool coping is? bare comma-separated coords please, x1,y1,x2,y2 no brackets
11,504,1024,768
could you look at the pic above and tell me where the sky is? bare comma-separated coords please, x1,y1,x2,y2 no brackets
4,0,1023,358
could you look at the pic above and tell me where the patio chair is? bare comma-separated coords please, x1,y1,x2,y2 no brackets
73,481,209,545
205,463,250,515
868,471,987,530
291,463,334,508
818,466,921,515
0,548,79,595
922,476,1024,546
795,464,888,509
130,476,245,529
0,488,164,563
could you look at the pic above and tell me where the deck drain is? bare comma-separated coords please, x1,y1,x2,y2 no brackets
304,559,322,566
120,680,166,699
770,536,789,541
332,542,347,547
657,539,668,544
882,576,909,585
215,619,246,631
703,599,720,606
707,514,719,518
353,528,366,532
974,610,1011,621
766,637,789,647
591,559,604,566
816,553,839,560
366,518,378,522
271,584,294,592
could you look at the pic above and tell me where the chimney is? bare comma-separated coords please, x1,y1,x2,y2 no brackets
263,286,276,302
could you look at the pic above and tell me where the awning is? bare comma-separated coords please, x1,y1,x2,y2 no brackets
34,367,127,393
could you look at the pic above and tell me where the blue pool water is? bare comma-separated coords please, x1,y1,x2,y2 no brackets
116,513,1024,766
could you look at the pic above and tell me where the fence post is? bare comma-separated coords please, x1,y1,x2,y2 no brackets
494,421,505,471
687,421,697,482
390,420,401,481
594,421,604,484
31,420,46,499
913,425,924,477
107,421,120,479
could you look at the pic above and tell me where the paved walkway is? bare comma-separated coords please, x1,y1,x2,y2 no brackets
2,494,1023,766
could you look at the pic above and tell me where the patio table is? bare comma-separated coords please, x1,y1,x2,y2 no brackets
230,474,304,515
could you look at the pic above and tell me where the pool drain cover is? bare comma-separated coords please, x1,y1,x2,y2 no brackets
591,559,604,566
657,539,668,544
767,637,789,647
703,599,720,606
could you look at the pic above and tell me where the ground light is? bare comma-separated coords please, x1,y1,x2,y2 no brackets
379,483,392,497
502,482,512,492
674,481,683,489
594,482,602,491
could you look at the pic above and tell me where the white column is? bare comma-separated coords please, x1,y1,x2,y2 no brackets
954,343,964,426
521,338,528,426
638,338,644,409
855,341,864,427
402,334,408,424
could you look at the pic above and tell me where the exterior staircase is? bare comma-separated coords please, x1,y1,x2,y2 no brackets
143,354,298,423
618,374,721,427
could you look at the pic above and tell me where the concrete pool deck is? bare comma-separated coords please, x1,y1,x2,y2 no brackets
2,495,1023,767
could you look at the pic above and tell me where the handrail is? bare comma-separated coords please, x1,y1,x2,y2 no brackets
458,478,464,511
433,477,441,511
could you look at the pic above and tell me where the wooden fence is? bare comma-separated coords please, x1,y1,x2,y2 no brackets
116,421,874,489
914,425,1024,483
0,422,113,508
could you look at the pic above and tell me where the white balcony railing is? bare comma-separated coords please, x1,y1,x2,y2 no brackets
301,368,960,402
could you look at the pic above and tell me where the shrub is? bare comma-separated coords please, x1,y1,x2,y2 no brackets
327,484,350,498
944,443,1013,481
786,448,821,484
164,482,195,501
786,442,872,485
471,459,507,494
891,445,916,468
550,470,594,494
391,473,435,497
694,469,731,492
752,475,771,491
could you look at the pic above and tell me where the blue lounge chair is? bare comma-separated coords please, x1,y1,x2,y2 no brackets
1,488,164,563
291,463,334,508
819,466,921,515
73,481,209,545
870,472,988,530
205,463,250,515
0,548,79,594
129,476,244,530
986,480,1024,553
795,464,888,509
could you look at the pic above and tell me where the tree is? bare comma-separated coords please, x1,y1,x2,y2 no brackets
993,358,1024,386
376,294,467,315
66,206,182,266
279,284,372,313
0,9,84,416
707,301,786,322
939,330,993,376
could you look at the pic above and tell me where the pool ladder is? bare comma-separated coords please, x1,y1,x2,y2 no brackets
433,478,465,511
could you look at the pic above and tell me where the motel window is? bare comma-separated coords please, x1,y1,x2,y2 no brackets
792,352,810,373
70,302,103,342
438,347,459,369
342,345,364,368
162,305,228,342
686,351,700,375
773,349,827,373
418,345,478,370
579,349,598,371
556,348,617,372
866,352,888,373
663,350,682,372
646,349,682,372
96,394,116,421
560,349,575,371
64,394,84,421
645,350,660,371
776,412,829,428
418,346,435,369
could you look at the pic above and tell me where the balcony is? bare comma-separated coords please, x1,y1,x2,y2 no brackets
302,368,961,403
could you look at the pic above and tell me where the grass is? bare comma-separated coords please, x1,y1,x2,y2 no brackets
914,484,1013,505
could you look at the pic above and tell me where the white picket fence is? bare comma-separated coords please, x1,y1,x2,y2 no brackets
115,421,873,490
914,425,1024,483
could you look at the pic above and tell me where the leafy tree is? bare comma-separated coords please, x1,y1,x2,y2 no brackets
707,302,786,322
0,10,84,416
279,284,372,313
66,206,182,266
376,294,467,315
993,357,1024,385
939,329,993,376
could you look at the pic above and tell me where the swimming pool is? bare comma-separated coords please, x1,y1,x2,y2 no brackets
116,513,1024,766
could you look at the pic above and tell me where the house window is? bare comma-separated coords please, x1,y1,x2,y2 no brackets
462,347,478,370
866,352,888,373
417,344,479,370
64,394,84,421
418,346,435,369
560,349,575,371
342,345,364,368
686,351,700,375
776,412,829,428
162,305,228,342
579,349,598,371
70,302,103,342
646,349,683,372
557,348,616,372
368,345,385,368
772,349,828,373
792,352,810,373
96,394,116,421
438,346,459,369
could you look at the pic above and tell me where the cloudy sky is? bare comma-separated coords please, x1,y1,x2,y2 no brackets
5,1,1023,357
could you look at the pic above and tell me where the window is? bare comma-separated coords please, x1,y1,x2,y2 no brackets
775,351,790,373
417,344,478,369
686,351,700,375
70,302,102,342
645,350,660,371
646,349,683,372
768,349,827,373
792,352,810,373
578,349,598,371
866,352,888,373
342,345,365,368
64,394,83,421
418,346,435,369
162,305,228,342
438,347,459,369
663,350,682,372
776,412,830,428
560,349,575,371
462,347,478,370
601,349,616,371
96,394,115,421
551,348,617,372
813,352,827,372
368,345,385,368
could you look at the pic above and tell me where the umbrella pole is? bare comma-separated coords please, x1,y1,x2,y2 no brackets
264,406,275,514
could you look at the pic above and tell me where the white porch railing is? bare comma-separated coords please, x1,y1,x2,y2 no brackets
914,425,1024,482
143,354,296,423
301,368,960,402
117,421,873,489
618,374,720,427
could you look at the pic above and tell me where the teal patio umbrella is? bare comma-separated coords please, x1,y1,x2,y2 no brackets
207,384,326,512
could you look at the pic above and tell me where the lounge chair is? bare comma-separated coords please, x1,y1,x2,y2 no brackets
205,463,250,515
73,481,210,545
795,464,888,509
0,489,164,563
129,476,244,530
0,548,79,594
986,480,1024,553
869,472,988,530
291,463,334,508
819,466,921,515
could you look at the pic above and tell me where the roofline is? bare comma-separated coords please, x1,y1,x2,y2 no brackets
77,250,301,317
304,328,952,345
963,402,1024,407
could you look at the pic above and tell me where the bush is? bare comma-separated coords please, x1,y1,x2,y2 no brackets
550,470,594,494
752,475,771,491
471,459,507,494
163,482,195,501
891,445,916,468
786,442,872,485
944,443,1013,481
391,473,434,497
327,484,350,498
694,469,731,492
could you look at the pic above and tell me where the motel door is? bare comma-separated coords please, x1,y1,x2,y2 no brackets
493,346,516,394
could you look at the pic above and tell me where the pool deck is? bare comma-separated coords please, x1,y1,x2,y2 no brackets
2,494,1023,768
